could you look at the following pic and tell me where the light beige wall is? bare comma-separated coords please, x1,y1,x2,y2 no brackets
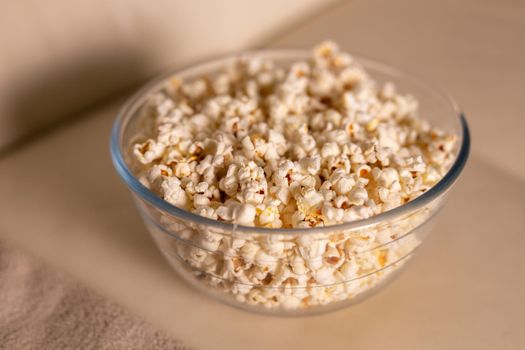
0,0,335,150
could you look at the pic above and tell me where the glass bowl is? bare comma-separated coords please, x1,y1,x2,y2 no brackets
110,49,470,316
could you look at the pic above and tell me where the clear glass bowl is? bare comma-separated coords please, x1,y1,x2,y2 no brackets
110,49,470,316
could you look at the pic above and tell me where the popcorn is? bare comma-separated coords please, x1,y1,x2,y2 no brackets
240,242,259,263
132,41,457,311
314,267,336,285
193,194,210,207
347,187,368,205
320,142,341,158
291,255,308,275
133,139,166,164
182,78,207,100
233,203,256,226
160,178,190,209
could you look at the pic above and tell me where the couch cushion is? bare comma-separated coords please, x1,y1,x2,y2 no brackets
0,93,524,349
2,0,525,346
0,0,333,150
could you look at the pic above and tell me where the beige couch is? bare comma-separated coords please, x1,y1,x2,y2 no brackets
1,0,524,348
0,0,333,150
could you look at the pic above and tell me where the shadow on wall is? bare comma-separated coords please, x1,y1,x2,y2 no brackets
2,46,150,156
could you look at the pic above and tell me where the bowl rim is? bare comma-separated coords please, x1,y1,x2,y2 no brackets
110,48,470,235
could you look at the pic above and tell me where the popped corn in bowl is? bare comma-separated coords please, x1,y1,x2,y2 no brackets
111,42,470,315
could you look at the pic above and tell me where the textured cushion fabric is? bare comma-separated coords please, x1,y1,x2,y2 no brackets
0,89,524,350
1,0,525,347
0,99,217,348
0,241,187,350
0,0,334,150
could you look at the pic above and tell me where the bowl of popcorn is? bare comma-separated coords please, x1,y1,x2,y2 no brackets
111,41,470,315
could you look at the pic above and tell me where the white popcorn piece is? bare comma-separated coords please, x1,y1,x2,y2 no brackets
240,242,260,264
193,194,210,207
340,259,359,280
182,78,207,100
320,142,341,158
347,186,368,205
291,255,307,275
314,267,335,285
233,203,256,226
254,250,278,272
161,178,190,209
133,139,166,164
333,175,355,195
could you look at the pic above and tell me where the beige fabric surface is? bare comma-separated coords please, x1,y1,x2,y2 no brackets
0,92,524,350
1,0,524,349
0,0,335,151
0,241,187,350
